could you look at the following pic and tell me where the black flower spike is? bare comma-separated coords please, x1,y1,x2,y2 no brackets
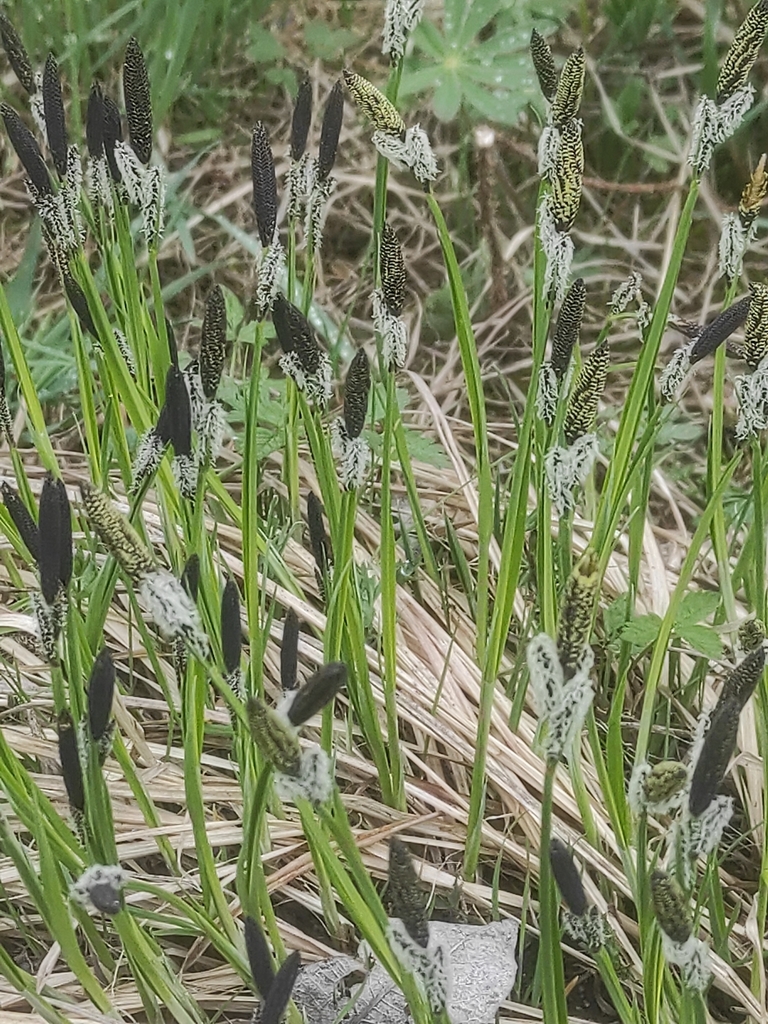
550,48,585,129
87,649,115,743
181,553,200,602
273,295,322,376
716,0,768,104
42,53,68,179
38,473,63,605
221,579,242,676
0,13,35,94
157,365,192,458
102,93,123,183
549,837,587,916
380,223,406,317
720,645,765,708
0,336,12,442
123,37,152,165
285,661,346,726
344,349,370,440
244,916,276,999
1,482,39,561
63,275,97,338
306,490,331,578
200,285,226,400
689,295,751,365
53,476,72,592
251,121,278,248
388,839,429,947
291,72,313,162
281,609,300,690
86,80,105,159
530,29,557,102
317,79,343,182
650,871,691,944
1,103,53,197
58,710,85,814
261,951,301,1024
563,340,609,446
551,278,585,382
689,696,742,816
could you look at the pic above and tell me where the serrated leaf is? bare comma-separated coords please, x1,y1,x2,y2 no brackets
675,624,723,660
602,593,630,640
620,613,662,649
676,591,720,627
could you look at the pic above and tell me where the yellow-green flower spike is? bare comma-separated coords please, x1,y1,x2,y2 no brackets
342,69,406,137
742,282,768,369
716,0,768,103
642,761,688,806
651,871,692,944
530,29,557,102
551,48,585,129
246,696,302,776
80,482,154,580
738,153,768,228
556,548,599,677
550,120,583,233
564,340,609,445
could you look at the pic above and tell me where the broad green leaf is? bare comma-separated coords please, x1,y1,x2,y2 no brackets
433,72,464,121
620,613,662,649
676,624,723,660
676,590,720,627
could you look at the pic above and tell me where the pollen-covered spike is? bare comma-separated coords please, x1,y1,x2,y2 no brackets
272,295,321,376
1,103,53,196
285,662,347,726
261,951,301,1024
86,80,105,159
87,649,116,743
246,695,302,775
53,477,72,592
0,13,35,94
200,285,226,399
58,710,85,814
550,48,585,129
123,37,152,164
102,93,123,183
281,609,300,691
318,79,344,181
381,222,406,316
549,837,587,916
291,72,313,163
42,53,68,178
720,645,765,707
530,29,558,102
80,481,155,580
181,553,200,602
388,839,430,947
741,283,768,369
551,277,585,381
251,122,278,248
564,340,608,446
689,696,741,816
738,153,768,228
306,491,331,577
738,617,765,652
343,349,370,440
650,871,692,944
244,916,276,1000
556,548,599,678
690,294,751,364
63,275,97,338
1,483,39,560
642,761,688,806
716,0,768,103
550,119,583,233
221,578,242,677
38,473,63,606
342,69,406,136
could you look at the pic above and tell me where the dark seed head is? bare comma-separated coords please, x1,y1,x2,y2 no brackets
291,72,312,163
343,349,370,440
251,121,278,248
1,103,52,197
317,79,343,181
53,476,72,592
550,837,587,916
88,648,116,743
551,278,585,382
58,710,84,813
86,872,123,915
221,578,242,676
38,473,63,605
388,839,429,947
285,662,346,726
63,275,97,338
123,37,152,164
689,697,741,816
380,223,406,317
306,491,331,577
102,93,123,183
261,951,301,1024
650,871,691,944
281,609,300,691
244,916,276,999
42,53,68,178
689,295,751,365
86,81,105,159
181,553,200,602
1,482,39,561
200,285,226,400
530,29,558,102
0,12,35,94
157,365,192,458
272,295,321,376
720,645,765,708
